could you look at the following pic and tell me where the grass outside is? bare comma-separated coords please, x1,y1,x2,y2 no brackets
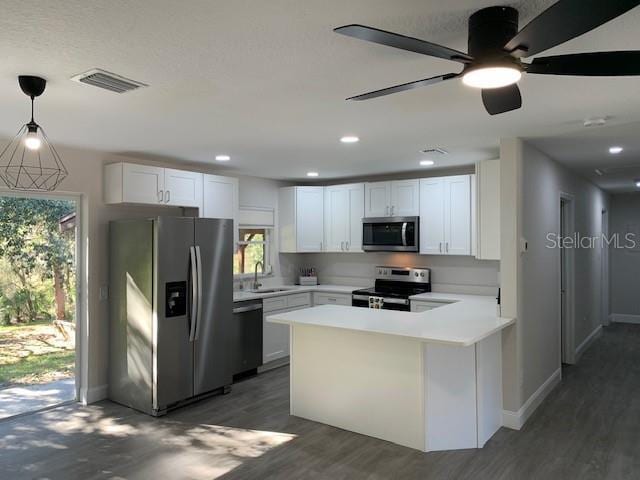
0,321,75,388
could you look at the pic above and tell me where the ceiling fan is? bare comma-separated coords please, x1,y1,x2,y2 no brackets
334,0,640,115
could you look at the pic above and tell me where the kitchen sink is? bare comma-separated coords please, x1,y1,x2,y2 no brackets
249,287,296,294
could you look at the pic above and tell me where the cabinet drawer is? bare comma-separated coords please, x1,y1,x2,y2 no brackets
263,296,288,313
286,293,312,309
411,301,451,312
314,292,351,306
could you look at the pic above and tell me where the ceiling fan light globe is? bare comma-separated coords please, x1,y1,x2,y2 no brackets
462,67,521,89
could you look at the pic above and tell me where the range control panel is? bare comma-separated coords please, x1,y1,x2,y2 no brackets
375,266,430,284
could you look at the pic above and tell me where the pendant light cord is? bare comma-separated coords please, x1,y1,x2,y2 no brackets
30,96,35,123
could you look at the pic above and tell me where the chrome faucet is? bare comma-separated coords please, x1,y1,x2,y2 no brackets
253,261,264,290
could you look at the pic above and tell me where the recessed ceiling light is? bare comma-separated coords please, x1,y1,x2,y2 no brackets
609,146,623,154
635,179,640,188
462,66,522,89
340,135,359,144
307,171,319,177
215,154,231,161
420,160,435,166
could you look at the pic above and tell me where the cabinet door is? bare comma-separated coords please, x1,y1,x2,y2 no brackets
444,175,471,255
475,160,500,260
263,312,290,363
324,186,349,252
391,179,420,216
296,187,324,252
419,178,445,254
164,168,203,208
346,183,365,252
365,182,391,217
202,174,238,219
122,163,164,204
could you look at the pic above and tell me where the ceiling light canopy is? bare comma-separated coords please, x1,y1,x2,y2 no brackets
340,135,359,144
420,160,435,166
609,146,623,154
215,154,231,161
0,76,67,191
306,171,319,177
462,66,522,89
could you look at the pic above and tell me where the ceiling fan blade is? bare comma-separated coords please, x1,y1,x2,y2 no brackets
481,85,522,115
347,73,458,101
334,24,473,63
527,51,640,75
504,0,640,58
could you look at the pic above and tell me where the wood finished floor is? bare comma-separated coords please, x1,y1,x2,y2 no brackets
1,323,639,480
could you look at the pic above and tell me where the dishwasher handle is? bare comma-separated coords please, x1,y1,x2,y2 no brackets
233,304,264,314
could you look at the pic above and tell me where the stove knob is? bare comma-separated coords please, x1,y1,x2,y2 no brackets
420,272,425,277
414,272,419,277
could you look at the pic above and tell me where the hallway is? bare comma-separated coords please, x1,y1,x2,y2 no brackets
0,323,638,480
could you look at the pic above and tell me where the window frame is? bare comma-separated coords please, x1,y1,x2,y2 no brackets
234,227,272,279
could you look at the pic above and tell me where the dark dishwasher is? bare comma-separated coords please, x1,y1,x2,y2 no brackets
231,299,263,378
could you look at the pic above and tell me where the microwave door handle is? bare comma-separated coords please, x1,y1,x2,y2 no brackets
189,246,198,342
194,245,203,341
401,222,407,246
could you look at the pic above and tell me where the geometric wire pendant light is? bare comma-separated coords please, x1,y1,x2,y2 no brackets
0,76,67,191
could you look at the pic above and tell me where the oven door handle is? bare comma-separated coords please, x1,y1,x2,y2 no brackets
352,294,371,302
352,294,409,306
401,222,407,246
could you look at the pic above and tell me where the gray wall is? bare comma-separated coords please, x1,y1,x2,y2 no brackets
501,139,608,412
292,252,499,295
610,193,640,317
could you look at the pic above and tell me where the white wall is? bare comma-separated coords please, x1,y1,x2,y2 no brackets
293,252,499,295
610,193,640,319
500,138,608,419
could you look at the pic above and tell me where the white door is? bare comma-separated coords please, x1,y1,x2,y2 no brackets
365,182,391,217
122,163,165,204
346,183,365,252
419,178,445,254
296,187,324,252
324,186,349,252
444,175,471,255
164,168,203,208
202,174,238,219
391,179,420,217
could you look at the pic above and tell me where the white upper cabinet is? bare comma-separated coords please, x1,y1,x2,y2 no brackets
475,159,500,260
202,174,238,220
105,162,203,209
391,179,420,216
420,175,472,256
324,183,365,252
365,182,391,217
365,180,419,217
279,186,324,253
164,168,203,208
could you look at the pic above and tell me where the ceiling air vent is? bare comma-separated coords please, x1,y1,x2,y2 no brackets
420,147,448,155
71,69,147,93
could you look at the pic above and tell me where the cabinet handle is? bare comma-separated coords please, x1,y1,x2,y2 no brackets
165,190,170,203
386,205,390,216
439,242,442,253
320,241,323,251
390,205,395,216
341,241,344,251
446,242,449,253
158,190,163,203
346,241,349,251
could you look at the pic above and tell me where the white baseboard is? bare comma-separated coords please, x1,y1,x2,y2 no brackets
610,313,640,325
80,384,108,405
575,325,603,361
502,368,561,430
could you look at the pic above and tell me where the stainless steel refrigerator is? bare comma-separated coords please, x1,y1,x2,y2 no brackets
108,217,233,416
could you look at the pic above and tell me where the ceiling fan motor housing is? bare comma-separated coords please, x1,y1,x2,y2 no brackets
468,6,519,62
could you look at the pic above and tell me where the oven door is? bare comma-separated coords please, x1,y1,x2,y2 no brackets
352,295,410,311
362,217,419,252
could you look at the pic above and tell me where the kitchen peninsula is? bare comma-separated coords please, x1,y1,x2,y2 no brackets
268,294,514,452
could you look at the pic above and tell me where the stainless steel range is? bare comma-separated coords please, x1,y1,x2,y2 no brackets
352,266,431,311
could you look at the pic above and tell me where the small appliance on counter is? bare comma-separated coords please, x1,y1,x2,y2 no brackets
298,267,318,286
352,266,431,311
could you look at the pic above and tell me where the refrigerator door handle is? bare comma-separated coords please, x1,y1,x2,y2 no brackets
194,245,203,340
189,246,198,342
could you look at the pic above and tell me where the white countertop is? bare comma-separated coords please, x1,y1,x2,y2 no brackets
267,293,513,347
233,284,357,302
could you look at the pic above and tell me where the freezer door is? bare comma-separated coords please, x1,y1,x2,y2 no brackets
193,218,234,395
154,217,195,410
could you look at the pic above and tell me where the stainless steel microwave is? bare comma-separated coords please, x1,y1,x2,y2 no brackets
362,216,419,252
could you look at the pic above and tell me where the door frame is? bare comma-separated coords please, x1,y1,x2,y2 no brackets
559,193,576,365
0,189,87,402
601,208,610,326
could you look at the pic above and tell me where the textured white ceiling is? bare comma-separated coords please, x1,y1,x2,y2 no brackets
1,0,640,183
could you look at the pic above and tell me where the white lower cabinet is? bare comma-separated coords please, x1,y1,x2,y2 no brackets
262,293,311,364
313,292,352,306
